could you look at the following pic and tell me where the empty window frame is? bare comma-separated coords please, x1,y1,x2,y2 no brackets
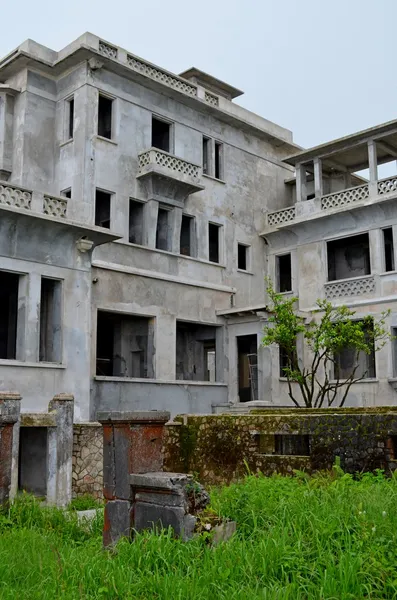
65,97,74,140
327,233,370,281
97,94,113,139
383,228,395,272
96,311,154,378
152,116,171,152
238,243,249,271
129,199,144,245
334,320,376,380
214,141,223,180
95,190,111,229
202,136,211,175
61,188,71,199
180,214,196,257
258,434,310,456
0,271,19,360
208,223,221,263
156,208,171,251
392,327,397,377
39,278,62,363
176,321,218,382
276,254,292,292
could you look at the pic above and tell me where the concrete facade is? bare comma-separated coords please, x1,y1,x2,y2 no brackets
0,32,297,422
1,31,397,429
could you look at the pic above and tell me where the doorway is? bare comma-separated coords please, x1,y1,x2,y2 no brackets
237,335,258,402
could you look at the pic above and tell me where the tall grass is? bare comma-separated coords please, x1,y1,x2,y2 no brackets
1,472,397,599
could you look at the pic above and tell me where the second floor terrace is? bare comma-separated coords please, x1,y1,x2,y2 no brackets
263,119,397,233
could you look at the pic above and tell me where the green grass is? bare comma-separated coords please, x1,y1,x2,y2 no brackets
1,471,397,599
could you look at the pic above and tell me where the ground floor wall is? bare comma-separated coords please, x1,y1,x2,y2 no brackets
72,424,103,499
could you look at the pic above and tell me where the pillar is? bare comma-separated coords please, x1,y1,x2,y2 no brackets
97,410,170,547
313,158,323,199
368,140,378,196
170,207,182,253
0,392,21,504
47,394,74,506
143,200,159,248
296,164,307,202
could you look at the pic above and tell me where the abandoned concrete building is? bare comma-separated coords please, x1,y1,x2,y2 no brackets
2,32,397,501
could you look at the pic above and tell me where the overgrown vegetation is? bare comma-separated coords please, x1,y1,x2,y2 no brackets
1,472,397,598
262,280,391,408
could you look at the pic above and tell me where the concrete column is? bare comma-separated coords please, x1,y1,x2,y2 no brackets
392,225,397,272
0,392,21,504
296,164,307,203
97,410,170,546
48,394,74,506
215,326,226,383
369,229,383,275
170,207,182,253
343,172,352,189
24,273,41,362
143,200,159,248
155,314,176,379
368,140,378,196
313,158,323,199
111,194,129,240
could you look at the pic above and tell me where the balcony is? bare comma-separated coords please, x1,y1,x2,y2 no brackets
136,148,205,207
0,181,68,218
263,119,397,233
324,274,377,301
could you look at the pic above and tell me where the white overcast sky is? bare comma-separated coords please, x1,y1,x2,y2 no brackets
1,0,395,149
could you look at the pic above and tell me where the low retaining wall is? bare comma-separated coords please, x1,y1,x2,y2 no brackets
72,424,103,500
163,408,397,485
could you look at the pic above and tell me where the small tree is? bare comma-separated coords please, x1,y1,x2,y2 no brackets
262,281,391,408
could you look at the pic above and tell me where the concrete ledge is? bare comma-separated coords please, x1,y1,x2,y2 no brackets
21,413,57,427
130,472,192,490
97,410,170,423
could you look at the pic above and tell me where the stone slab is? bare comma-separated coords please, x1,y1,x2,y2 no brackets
97,411,170,424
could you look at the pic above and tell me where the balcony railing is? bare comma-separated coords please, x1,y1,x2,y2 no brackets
0,181,68,219
266,174,397,230
324,275,376,300
138,148,202,180
321,183,369,210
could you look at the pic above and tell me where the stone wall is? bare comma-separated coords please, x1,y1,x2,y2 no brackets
72,424,103,499
163,408,397,485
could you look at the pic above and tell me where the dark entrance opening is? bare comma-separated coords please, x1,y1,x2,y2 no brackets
19,427,47,497
237,334,258,402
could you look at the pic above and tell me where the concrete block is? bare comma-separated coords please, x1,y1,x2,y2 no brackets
103,500,132,547
212,521,237,546
133,502,196,539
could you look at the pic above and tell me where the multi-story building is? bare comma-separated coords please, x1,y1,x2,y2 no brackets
2,32,397,428
263,122,397,407
0,32,298,425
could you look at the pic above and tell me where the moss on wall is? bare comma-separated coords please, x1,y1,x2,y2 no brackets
163,409,397,486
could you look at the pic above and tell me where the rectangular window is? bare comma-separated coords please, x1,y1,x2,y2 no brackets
383,228,395,272
129,199,144,245
96,311,154,378
279,345,291,377
152,117,171,152
156,208,170,251
97,95,113,139
202,137,210,175
276,254,292,292
66,97,74,140
258,434,310,456
180,215,195,257
334,320,376,379
39,278,62,363
61,188,71,199
327,233,370,281
238,243,249,271
176,321,218,382
0,271,19,360
95,190,111,229
208,223,221,263
214,141,223,180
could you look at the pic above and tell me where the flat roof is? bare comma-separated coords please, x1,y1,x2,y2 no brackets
285,118,397,172
179,67,243,99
